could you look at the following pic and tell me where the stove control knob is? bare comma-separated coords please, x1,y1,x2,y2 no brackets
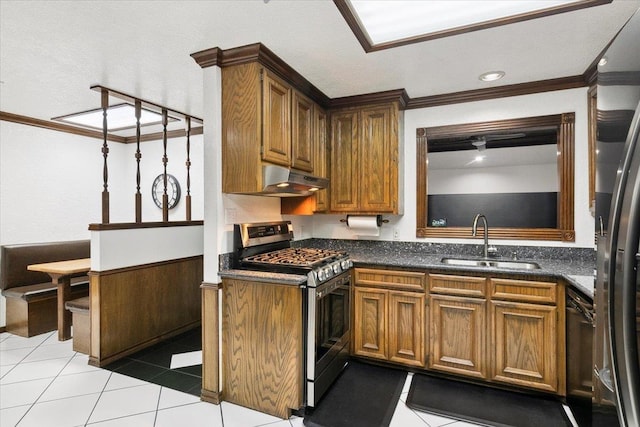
341,260,351,270
324,266,334,279
317,269,327,282
332,263,341,274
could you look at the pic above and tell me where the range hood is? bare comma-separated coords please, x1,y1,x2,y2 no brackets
258,165,329,197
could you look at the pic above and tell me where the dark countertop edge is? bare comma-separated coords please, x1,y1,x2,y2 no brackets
350,257,594,299
217,258,594,298
218,269,307,286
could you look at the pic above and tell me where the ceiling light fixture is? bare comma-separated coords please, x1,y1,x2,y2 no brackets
479,71,505,82
598,56,608,66
52,103,178,131
341,0,595,52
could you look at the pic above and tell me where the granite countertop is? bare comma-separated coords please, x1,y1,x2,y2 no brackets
295,239,596,298
348,251,595,298
219,239,596,298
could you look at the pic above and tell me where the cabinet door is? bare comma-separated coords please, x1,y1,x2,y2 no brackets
353,288,387,360
291,90,314,172
389,291,425,367
330,110,359,211
359,104,398,212
566,305,594,399
491,301,558,392
429,294,487,379
262,71,291,167
313,106,329,212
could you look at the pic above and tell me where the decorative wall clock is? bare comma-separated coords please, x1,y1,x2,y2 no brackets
151,174,181,209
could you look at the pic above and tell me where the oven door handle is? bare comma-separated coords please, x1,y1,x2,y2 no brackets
316,273,350,299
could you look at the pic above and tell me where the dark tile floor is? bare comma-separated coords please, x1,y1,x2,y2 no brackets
103,327,202,396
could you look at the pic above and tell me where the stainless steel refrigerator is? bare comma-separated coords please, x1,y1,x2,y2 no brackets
595,7,640,427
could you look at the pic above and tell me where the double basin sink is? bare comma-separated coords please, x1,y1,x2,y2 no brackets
441,257,541,270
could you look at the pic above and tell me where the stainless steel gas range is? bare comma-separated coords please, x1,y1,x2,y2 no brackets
233,221,352,408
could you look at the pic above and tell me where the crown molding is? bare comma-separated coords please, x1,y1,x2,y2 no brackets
406,75,587,110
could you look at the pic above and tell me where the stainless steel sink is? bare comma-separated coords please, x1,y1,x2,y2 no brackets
441,257,541,270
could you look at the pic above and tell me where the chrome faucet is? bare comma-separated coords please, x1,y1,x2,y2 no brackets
472,214,497,258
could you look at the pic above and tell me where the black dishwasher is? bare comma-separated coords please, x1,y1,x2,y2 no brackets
566,287,595,426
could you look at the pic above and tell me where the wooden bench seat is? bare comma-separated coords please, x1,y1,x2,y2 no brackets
1,240,90,337
65,296,90,354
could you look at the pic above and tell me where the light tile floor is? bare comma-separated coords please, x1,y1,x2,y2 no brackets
1,330,484,427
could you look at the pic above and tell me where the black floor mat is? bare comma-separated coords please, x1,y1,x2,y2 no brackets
103,327,202,397
406,374,571,427
304,361,406,427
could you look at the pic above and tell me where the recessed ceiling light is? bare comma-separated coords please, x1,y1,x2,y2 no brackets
598,56,608,66
479,71,505,82
52,103,178,131
475,155,485,162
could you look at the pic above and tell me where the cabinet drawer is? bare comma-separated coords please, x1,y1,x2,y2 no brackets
490,278,557,304
354,268,425,292
429,274,487,298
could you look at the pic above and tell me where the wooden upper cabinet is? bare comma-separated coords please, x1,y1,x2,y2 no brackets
329,102,401,214
360,104,398,212
314,106,329,212
291,90,314,172
330,110,359,211
262,71,292,167
222,63,327,195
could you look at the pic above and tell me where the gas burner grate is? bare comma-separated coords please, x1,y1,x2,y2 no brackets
242,247,346,268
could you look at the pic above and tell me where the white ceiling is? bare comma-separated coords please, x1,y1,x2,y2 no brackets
1,0,639,124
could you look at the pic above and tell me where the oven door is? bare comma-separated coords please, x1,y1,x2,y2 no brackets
307,270,351,406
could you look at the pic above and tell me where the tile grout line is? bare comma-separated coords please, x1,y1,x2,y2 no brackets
0,333,51,381
153,385,163,427
12,333,75,426
82,363,118,426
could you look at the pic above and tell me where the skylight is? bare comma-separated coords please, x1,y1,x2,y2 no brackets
52,103,176,131
338,0,609,51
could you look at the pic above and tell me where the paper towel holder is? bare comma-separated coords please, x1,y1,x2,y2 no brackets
340,215,388,227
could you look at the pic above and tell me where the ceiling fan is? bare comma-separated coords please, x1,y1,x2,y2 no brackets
465,133,527,151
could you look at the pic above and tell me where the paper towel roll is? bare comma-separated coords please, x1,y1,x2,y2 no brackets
346,215,381,236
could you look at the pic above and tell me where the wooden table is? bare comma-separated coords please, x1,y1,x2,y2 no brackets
27,258,91,341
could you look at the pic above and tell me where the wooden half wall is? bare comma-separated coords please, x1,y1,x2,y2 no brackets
89,255,203,367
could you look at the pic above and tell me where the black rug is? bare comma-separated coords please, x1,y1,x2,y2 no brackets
304,361,406,427
406,374,571,427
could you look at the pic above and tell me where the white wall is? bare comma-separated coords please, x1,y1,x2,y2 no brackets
428,145,558,194
311,87,595,248
91,225,204,271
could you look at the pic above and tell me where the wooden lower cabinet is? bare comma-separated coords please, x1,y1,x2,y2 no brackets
352,270,565,395
429,294,487,379
353,285,425,367
426,273,565,396
222,278,303,419
491,300,558,393
353,288,387,360
389,291,425,367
